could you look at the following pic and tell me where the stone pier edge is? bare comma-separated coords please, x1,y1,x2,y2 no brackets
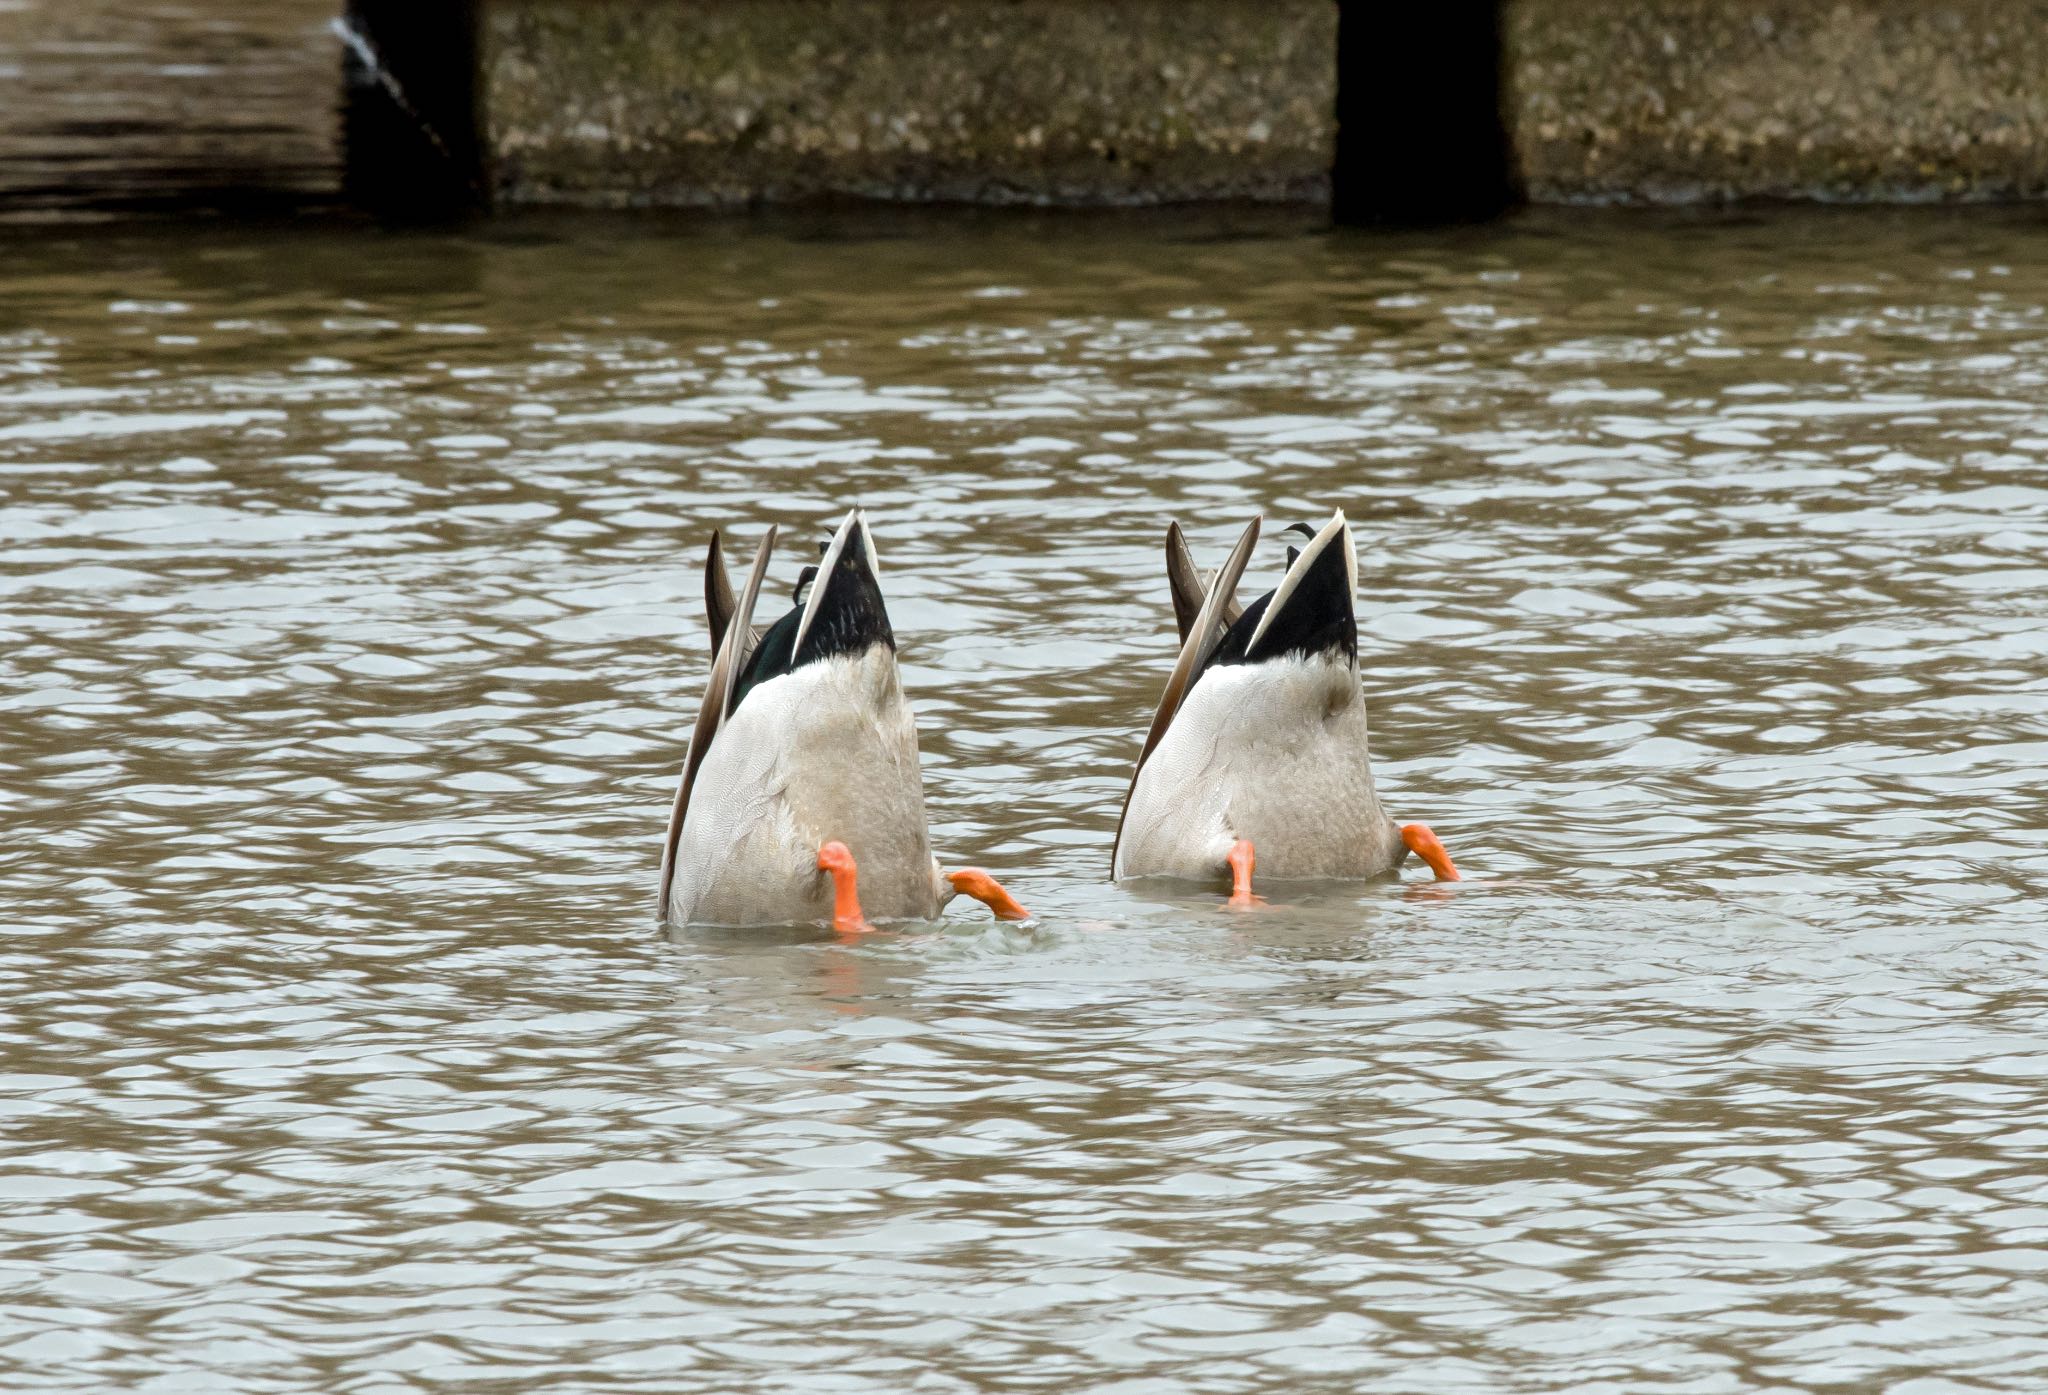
447,0,2048,210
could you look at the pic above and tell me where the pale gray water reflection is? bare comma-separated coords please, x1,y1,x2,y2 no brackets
2,209,2047,1391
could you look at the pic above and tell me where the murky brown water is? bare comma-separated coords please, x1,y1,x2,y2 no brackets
4,208,2047,1391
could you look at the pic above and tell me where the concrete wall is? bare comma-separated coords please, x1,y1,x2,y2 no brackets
480,0,1336,207
1511,0,2048,202
474,0,2048,210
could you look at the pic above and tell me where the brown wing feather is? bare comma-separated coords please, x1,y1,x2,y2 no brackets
1111,516,1261,873
658,526,777,921
1166,519,1245,645
704,529,736,655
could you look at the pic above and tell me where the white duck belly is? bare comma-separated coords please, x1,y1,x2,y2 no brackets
1115,656,1404,882
667,647,943,926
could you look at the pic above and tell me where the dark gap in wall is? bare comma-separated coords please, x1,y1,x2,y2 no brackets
341,0,484,218
1333,0,1517,225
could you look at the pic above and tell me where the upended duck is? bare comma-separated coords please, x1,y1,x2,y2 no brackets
659,508,1029,932
1113,510,1460,902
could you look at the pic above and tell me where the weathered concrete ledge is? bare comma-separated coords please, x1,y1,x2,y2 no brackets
447,0,2048,211
480,0,1336,207
1512,0,2048,203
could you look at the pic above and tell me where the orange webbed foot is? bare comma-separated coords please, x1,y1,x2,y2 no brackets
947,868,1031,922
1225,838,1263,909
817,841,874,934
1400,823,1460,882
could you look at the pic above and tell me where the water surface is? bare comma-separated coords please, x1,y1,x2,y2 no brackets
3,208,2047,1391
